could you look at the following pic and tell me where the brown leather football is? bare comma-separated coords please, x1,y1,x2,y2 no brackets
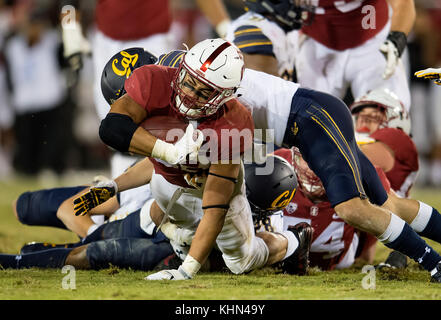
140,115,188,143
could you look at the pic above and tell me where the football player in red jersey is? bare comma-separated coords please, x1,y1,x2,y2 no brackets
350,88,438,267
295,0,414,111
76,39,313,280
351,89,416,198
60,0,232,192
269,147,391,270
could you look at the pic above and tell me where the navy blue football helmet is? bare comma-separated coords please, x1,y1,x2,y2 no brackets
245,154,298,222
101,48,158,105
243,0,315,31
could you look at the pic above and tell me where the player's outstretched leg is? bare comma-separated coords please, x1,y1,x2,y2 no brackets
386,194,441,246
335,197,441,282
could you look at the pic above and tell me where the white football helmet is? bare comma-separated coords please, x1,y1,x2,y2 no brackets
171,38,244,119
350,88,411,135
291,147,326,201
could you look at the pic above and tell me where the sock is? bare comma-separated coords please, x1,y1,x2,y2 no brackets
280,230,299,260
415,205,441,244
379,213,441,272
0,248,72,269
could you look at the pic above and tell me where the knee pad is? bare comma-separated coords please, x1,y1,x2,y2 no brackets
86,238,173,271
16,186,87,228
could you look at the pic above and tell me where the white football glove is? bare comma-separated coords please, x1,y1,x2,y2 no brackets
414,68,441,85
61,20,91,71
379,31,407,80
379,40,398,80
151,124,203,165
160,221,195,247
145,266,191,280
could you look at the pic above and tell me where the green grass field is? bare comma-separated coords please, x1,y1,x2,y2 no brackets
1,177,441,300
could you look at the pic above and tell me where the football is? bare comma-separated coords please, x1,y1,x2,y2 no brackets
140,115,188,143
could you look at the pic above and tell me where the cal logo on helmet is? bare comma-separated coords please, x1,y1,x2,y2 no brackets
101,47,158,105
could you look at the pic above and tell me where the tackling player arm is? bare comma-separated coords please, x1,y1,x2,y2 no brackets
243,53,279,77
113,157,154,191
360,141,395,173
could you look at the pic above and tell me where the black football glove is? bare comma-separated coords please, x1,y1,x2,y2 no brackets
73,180,117,216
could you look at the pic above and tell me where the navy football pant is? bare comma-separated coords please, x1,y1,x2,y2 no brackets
284,88,388,207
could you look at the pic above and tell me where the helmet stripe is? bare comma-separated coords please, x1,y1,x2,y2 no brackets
200,41,231,72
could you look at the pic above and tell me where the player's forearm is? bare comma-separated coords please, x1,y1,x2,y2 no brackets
114,157,154,192
127,127,158,157
243,53,280,77
188,209,227,263
387,0,416,35
188,163,240,265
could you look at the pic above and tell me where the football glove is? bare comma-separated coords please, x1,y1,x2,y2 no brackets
160,221,195,247
61,20,91,72
145,265,191,280
414,67,441,85
73,180,118,216
379,31,407,80
151,124,204,165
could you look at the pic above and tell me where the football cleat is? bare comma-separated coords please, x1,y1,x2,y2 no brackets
430,261,441,283
376,250,408,270
282,222,314,275
20,242,74,254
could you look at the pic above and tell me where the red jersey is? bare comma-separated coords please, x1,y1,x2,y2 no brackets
95,0,172,40
301,0,389,50
370,128,418,198
125,64,254,187
274,148,390,270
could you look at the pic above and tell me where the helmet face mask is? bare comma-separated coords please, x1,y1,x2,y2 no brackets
353,105,387,134
292,148,326,201
172,63,235,119
171,39,244,120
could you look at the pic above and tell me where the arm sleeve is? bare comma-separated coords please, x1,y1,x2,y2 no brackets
232,25,275,56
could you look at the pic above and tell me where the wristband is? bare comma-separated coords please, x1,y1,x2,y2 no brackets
387,31,407,57
151,139,176,163
181,254,202,278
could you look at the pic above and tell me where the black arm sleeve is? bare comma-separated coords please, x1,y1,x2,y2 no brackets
99,113,139,153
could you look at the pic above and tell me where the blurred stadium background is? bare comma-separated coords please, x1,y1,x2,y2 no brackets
0,0,440,188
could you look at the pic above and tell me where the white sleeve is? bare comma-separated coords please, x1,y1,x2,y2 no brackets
237,68,299,146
